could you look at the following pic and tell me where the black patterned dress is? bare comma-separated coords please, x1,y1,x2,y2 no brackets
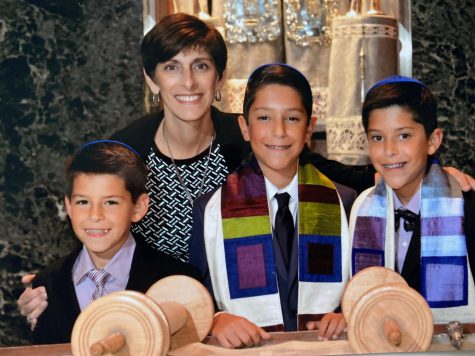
132,143,228,262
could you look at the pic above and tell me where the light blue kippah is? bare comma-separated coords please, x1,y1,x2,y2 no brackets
79,139,141,158
368,75,427,93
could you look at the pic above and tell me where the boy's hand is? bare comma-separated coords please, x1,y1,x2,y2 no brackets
17,274,48,331
211,312,271,348
444,167,475,192
306,312,346,341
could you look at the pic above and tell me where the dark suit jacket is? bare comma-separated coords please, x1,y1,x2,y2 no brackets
189,160,356,331
401,191,475,292
32,238,200,345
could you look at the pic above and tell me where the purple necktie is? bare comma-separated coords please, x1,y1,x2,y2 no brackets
86,269,110,300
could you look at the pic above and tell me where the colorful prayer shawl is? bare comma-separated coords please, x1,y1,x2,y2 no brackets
203,155,350,329
351,162,475,322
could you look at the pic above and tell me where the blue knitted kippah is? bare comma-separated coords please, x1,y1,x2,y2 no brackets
368,75,427,93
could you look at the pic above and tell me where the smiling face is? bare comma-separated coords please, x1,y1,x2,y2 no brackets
367,105,442,204
239,84,315,188
145,48,223,124
65,173,148,268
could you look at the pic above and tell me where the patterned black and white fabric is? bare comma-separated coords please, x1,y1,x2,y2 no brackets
132,143,228,262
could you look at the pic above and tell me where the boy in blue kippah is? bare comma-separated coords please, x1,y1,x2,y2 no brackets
349,76,475,324
190,64,356,348
30,140,199,344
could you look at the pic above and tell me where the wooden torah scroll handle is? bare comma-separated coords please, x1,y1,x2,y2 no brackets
71,275,214,356
89,332,126,355
341,266,408,320
342,267,433,353
145,275,215,350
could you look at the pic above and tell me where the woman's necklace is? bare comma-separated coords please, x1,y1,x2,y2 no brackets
162,121,214,207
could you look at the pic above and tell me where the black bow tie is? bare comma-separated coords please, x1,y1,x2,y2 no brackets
394,208,419,232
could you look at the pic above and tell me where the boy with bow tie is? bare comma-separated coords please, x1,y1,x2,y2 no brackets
349,76,475,324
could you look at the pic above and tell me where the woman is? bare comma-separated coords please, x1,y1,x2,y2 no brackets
110,13,250,263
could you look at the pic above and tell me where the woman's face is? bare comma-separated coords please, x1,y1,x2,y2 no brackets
148,48,222,124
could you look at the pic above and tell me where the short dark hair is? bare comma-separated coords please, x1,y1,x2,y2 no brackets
362,80,438,136
65,141,148,203
142,13,227,80
242,63,313,124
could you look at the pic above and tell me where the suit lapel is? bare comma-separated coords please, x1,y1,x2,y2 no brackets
126,239,170,294
126,239,149,292
463,192,475,282
58,249,82,339
400,221,421,292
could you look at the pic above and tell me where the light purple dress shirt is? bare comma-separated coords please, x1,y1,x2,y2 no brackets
72,233,135,311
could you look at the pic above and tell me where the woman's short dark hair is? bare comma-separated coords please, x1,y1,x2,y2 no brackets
242,63,313,124
65,141,148,203
142,13,227,80
362,81,438,136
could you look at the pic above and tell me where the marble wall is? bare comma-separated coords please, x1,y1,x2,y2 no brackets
0,0,144,345
412,0,475,173
0,0,473,347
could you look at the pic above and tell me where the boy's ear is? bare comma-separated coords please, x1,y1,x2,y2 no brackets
305,116,317,143
64,196,72,219
238,115,250,142
132,193,149,223
427,128,443,155
143,69,160,94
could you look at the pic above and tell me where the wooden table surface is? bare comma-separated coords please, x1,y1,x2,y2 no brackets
1,330,475,355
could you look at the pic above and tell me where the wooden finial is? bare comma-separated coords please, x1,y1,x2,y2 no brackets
89,332,126,355
383,319,402,347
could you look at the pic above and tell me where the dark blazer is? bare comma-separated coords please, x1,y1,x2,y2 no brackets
402,190,475,292
32,238,200,345
189,158,356,331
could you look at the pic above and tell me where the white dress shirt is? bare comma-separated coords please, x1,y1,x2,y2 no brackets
265,173,299,229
